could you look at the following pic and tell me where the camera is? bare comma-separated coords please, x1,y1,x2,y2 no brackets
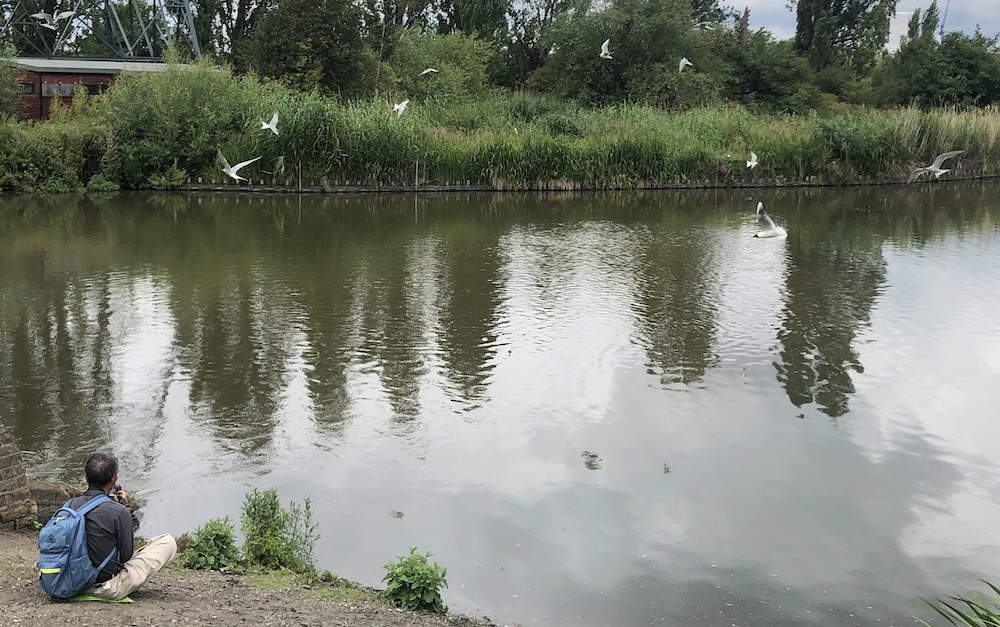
108,484,125,504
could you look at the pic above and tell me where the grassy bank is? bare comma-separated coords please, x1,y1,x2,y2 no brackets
2,62,1000,193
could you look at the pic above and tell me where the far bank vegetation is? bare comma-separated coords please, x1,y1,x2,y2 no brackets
1,0,999,192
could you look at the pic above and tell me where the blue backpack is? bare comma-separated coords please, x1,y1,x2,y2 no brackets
37,494,116,599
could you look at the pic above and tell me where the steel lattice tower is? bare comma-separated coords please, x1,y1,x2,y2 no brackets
1,0,200,59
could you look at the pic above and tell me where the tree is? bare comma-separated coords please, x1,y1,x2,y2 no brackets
192,0,275,62
435,0,511,38
246,0,370,97
361,0,432,65
690,0,724,23
531,0,731,108
792,0,897,71
388,31,493,101
0,53,19,119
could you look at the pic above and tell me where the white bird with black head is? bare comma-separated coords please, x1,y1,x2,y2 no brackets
753,201,787,238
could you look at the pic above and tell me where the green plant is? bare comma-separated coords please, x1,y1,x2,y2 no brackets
240,488,318,574
381,547,448,614
921,580,1000,626
182,517,240,571
86,173,120,192
149,164,188,190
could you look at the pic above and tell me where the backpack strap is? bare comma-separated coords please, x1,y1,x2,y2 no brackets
73,494,119,571
73,493,112,517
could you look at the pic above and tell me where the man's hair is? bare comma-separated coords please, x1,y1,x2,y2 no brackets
84,453,118,488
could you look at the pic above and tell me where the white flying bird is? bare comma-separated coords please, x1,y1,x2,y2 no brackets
30,10,74,30
690,21,714,31
260,111,279,135
906,149,966,183
392,99,409,117
599,39,612,59
217,149,261,183
679,57,694,72
419,68,439,76
747,151,758,169
754,201,787,238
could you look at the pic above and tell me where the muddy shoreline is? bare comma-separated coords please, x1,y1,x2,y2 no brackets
0,530,501,627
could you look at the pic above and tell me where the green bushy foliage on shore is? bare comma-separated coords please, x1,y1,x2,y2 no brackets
241,487,319,575
182,517,241,572
3,60,1000,191
382,547,448,614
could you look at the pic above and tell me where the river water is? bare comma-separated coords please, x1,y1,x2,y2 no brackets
2,185,999,626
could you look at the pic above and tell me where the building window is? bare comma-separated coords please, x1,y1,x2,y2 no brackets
41,83,58,97
19,82,35,95
85,84,102,95
59,84,77,96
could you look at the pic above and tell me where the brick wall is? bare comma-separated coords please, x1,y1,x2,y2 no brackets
0,425,38,530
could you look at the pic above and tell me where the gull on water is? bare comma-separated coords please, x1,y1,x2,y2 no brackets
392,99,409,117
260,111,279,135
419,68,439,76
906,149,966,183
217,149,261,183
754,201,787,238
679,57,694,72
747,151,758,169
599,39,612,59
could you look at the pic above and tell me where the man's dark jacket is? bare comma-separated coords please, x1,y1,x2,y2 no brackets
67,488,134,583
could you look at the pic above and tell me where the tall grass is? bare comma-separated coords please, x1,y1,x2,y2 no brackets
3,62,1000,192
921,581,1000,626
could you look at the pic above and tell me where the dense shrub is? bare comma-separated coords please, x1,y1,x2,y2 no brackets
182,517,241,571
382,547,448,614
96,61,265,188
240,487,318,575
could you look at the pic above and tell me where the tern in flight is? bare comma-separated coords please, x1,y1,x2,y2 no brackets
906,150,966,183
217,149,261,183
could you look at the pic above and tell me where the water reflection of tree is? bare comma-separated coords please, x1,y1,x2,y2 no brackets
434,216,503,409
355,244,428,423
0,251,115,473
173,267,287,455
636,205,721,388
775,200,888,420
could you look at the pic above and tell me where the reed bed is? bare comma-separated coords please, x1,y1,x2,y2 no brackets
4,63,1000,192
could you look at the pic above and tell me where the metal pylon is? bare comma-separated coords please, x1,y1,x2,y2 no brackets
1,0,200,59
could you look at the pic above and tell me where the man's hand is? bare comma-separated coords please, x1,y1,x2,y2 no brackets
113,489,129,504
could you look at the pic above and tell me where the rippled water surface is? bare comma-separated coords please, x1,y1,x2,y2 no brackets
3,185,1000,626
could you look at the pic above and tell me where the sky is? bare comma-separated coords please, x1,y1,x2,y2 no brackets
741,0,1000,49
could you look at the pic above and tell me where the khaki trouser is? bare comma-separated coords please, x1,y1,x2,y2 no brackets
84,534,177,600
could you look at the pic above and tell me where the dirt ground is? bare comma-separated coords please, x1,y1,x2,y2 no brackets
0,530,500,627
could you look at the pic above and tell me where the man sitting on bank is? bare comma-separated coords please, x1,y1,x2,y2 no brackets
70,452,177,600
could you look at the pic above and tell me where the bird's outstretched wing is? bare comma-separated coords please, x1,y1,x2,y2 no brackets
930,150,965,170
268,111,278,128
217,149,232,172
907,168,928,183
230,156,262,175
757,212,776,232
601,39,611,55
